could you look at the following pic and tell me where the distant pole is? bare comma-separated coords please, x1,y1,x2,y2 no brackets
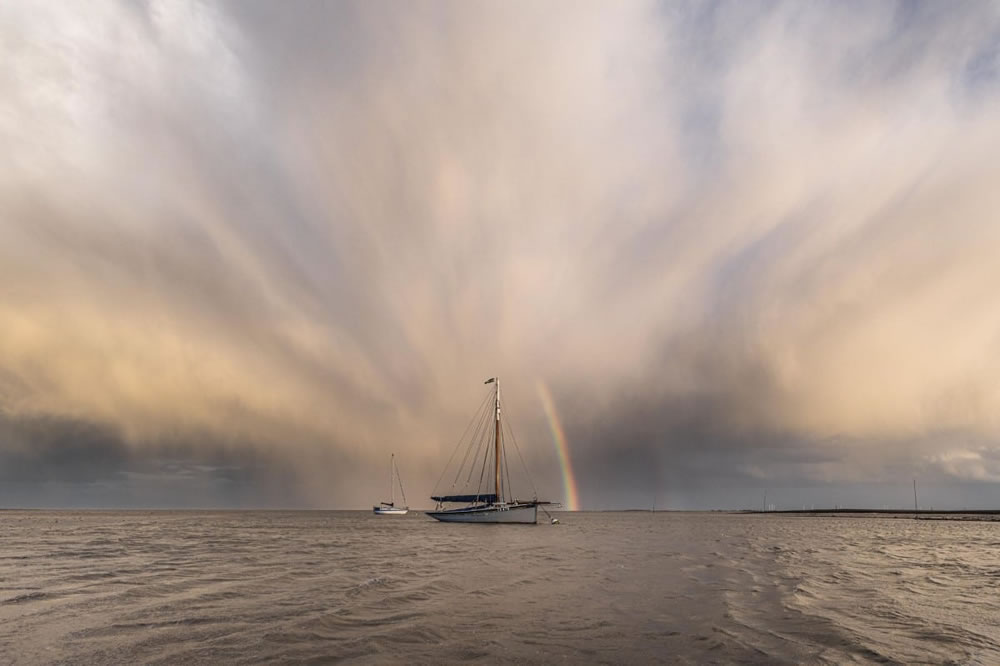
763,491,766,512
913,478,918,514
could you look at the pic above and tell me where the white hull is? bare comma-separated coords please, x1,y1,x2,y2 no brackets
426,503,537,524
373,507,408,515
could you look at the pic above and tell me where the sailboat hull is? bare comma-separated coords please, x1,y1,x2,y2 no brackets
373,507,408,515
426,503,537,524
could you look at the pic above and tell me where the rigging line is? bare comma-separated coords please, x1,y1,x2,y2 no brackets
453,390,492,493
504,418,535,498
501,396,540,499
464,403,491,487
432,390,494,496
498,398,513,501
451,410,480,490
465,391,496,483
457,393,493,490
394,457,408,506
502,431,513,501
448,390,493,491
475,415,493,498
497,404,512,501
502,421,517,501
497,391,515,502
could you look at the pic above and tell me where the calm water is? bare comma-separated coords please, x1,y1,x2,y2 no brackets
2,510,998,664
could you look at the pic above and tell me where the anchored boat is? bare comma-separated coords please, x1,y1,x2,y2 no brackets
427,377,552,524
373,453,408,515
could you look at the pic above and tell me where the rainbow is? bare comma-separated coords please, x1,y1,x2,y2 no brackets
536,380,580,511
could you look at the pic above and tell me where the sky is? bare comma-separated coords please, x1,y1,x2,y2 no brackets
2,0,1000,510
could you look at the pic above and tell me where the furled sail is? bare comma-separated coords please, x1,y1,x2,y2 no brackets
431,493,498,504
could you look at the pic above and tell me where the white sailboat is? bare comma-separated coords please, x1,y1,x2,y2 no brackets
373,453,408,515
427,377,552,524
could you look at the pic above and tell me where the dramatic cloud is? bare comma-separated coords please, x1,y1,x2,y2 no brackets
2,1,999,508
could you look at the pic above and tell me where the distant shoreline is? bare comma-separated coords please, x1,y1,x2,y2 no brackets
739,508,1000,521
2,508,999,520
742,508,1000,514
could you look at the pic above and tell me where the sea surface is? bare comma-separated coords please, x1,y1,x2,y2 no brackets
2,510,998,664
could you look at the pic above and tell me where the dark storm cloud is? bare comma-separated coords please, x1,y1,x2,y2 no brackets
2,1,1000,507
0,409,311,507
0,411,129,484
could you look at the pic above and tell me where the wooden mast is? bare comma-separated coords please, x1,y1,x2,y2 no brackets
495,378,502,503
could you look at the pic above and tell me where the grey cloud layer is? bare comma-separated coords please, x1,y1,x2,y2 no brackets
1,1,999,507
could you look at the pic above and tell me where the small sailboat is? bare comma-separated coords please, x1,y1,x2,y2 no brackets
427,377,553,524
373,453,408,515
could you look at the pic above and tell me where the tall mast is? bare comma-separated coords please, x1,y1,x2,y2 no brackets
495,378,502,503
390,453,395,505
